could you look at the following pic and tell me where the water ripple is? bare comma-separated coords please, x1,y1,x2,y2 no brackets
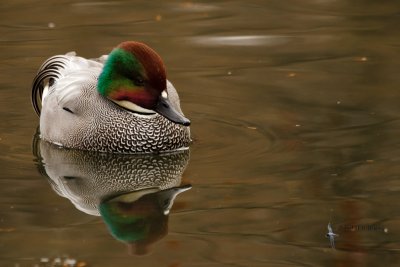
190,35,290,47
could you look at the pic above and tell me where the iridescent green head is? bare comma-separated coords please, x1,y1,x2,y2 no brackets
98,41,190,126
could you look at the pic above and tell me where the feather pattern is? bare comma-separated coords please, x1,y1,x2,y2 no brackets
32,53,105,115
32,56,67,115
31,50,191,154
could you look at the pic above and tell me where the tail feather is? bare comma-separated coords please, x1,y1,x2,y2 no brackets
31,56,70,116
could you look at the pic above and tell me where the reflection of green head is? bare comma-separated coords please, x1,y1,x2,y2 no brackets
99,191,167,243
100,205,146,242
99,185,191,255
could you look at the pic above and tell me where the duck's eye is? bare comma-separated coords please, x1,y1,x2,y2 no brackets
133,76,144,86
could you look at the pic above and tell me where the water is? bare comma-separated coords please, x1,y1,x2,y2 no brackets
1,0,400,266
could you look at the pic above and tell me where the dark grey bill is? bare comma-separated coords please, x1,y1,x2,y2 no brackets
155,97,191,126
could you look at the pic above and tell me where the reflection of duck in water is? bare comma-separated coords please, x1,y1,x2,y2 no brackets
33,138,191,254
101,186,190,255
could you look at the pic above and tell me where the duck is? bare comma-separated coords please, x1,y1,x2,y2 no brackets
31,41,191,154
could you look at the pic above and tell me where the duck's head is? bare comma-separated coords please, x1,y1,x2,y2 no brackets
98,41,190,126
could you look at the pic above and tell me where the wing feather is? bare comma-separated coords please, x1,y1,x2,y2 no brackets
31,53,103,116
31,56,70,116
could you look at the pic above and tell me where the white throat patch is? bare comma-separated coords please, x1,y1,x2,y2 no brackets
112,100,156,115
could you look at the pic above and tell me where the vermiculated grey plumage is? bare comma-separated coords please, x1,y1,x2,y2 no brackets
32,54,191,154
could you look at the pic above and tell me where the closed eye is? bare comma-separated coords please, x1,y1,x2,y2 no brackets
63,176,78,180
63,107,74,114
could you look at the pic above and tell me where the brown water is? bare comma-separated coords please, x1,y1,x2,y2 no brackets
1,0,400,266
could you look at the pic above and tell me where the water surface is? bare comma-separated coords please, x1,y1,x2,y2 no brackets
1,1,400,266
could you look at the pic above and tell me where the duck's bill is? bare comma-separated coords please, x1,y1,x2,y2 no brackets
155,97,191,126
